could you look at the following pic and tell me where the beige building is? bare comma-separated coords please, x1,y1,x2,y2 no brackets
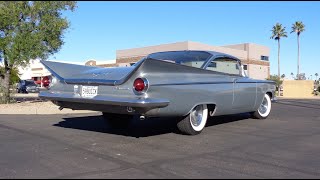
87,41,270,80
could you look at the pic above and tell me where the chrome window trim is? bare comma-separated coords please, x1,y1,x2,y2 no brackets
202,55,243,77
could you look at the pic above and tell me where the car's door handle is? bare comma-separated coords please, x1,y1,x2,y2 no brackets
233,79,238,83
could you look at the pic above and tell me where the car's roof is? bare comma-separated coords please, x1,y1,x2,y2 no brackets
148,50,240,61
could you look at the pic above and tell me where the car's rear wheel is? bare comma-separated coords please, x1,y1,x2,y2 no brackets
177,104,208,135
102,112,133,128
251,93,272,119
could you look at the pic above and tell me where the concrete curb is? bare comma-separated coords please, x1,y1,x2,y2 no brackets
277,96,320,100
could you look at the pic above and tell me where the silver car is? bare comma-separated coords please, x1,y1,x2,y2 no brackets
39,50,276,135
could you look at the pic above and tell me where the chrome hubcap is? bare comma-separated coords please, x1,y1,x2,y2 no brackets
190,105,203,127
258,96,269,115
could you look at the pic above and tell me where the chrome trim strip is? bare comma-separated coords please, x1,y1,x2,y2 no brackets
63,79,117,85
151,81,272,86
39,91,169,108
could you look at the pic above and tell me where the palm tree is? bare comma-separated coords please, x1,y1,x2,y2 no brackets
271,23,287,96
291,21,305,80
281,74,285,79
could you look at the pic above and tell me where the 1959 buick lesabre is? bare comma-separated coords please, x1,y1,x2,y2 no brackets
39,50,276,135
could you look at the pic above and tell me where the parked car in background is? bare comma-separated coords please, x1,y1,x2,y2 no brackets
16,80,40,93
39,50,276,135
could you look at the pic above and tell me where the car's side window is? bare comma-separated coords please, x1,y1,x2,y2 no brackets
206,57,240,76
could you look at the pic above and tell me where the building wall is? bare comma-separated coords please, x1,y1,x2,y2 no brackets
187,41,247,60
116,56,144,64
116,41,189,59
247,64,269,80
18,59,51,80
282,80,314,98
247,43,270,61
221,44,246,51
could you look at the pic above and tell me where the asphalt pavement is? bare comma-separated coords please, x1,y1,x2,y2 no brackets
0,99,320,178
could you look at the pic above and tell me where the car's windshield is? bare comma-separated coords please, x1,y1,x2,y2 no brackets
25,81,36,86
147,51,212,69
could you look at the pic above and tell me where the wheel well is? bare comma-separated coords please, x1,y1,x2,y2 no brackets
186,103,216,116
207,104,216,116
266,92,272,99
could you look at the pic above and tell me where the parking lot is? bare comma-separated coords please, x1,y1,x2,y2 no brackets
0,99,320,178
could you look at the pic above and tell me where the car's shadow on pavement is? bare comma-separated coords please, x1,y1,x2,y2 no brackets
54,113,252,138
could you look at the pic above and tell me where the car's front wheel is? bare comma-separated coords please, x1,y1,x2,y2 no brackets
177,104,208,135
251,93,272,119
102,112,133,128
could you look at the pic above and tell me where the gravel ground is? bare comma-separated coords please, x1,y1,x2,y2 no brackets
0,101,95,114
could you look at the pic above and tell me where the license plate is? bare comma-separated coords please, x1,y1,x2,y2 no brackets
81,86,98,98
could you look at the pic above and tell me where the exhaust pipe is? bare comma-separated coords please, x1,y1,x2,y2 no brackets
140,116,145,121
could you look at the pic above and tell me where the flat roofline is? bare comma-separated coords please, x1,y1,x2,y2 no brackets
221,42,269,47
116,41,190,52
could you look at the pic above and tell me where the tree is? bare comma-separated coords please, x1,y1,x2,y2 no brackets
281,74,285,79
315,73,318,81
0,66,20,85
267,75,283,96
0,1,76,103
291,21,305,80
271,23,287,96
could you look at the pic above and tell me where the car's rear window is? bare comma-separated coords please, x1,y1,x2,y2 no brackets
147,51,212,69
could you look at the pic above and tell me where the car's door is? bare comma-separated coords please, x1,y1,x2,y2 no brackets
232,76,257,112
205,56,256,113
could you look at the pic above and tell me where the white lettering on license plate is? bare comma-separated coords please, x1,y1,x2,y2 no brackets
81,86,98,98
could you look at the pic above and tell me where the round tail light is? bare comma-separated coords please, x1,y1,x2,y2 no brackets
48,76,57,89
133,78,149,95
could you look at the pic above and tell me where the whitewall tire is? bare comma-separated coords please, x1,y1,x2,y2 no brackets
177,104,208,135
252,94,272,119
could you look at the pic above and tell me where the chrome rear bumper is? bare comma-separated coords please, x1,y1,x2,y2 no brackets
39,91,169,108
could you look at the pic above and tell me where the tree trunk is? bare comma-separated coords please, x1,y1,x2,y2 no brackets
1,53,11,104
2,68,11,104
297,34,300,80
278,39,281,97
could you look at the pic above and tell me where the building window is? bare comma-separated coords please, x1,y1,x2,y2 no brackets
261,56,269,61
243,64,248,70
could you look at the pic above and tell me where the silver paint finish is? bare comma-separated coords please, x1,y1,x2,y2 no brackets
39,50,276,117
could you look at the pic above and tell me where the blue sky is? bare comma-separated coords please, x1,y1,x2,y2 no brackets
50,1,320,79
